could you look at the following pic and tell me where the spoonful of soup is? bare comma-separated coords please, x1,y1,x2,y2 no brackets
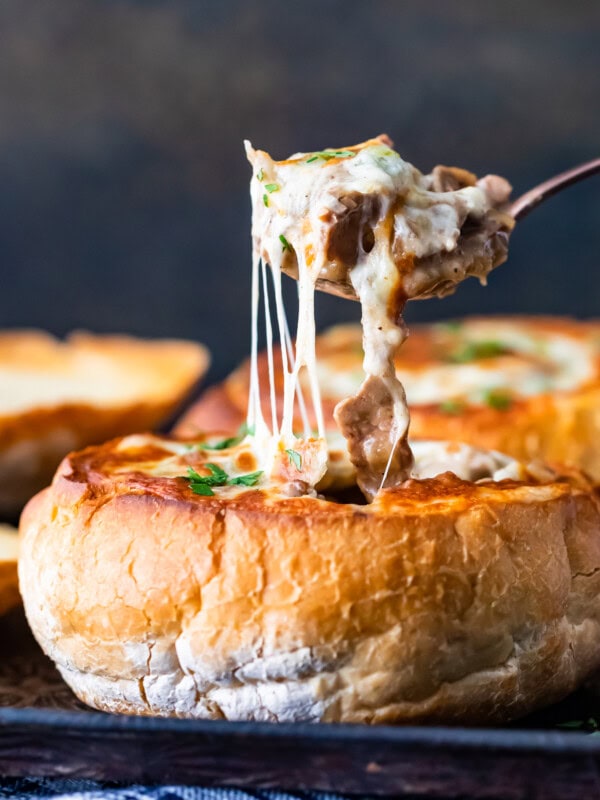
248,135,599,304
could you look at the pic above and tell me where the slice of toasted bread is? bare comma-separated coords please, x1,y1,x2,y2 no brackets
0,523,18,616
0,330,209,516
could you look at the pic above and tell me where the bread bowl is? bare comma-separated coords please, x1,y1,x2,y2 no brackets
0,524,19,616
19,434,600,723
177,316,600,482
0,330,208,516
19,136,600,725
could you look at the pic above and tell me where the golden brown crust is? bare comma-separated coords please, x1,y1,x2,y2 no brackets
0,330,209,516
18,434,600,723
0,524,19,616
176,316,600,481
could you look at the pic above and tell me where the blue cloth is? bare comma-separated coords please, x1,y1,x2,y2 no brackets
0,783,363,800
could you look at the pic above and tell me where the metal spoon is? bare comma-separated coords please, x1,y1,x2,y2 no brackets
287,157,600,301
508,156,600,220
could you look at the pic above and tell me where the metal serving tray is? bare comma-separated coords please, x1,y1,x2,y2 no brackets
2,607,600,799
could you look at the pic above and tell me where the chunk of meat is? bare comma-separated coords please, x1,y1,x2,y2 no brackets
430,165,477,192
477,174,513,206
399,212,511,299
273,180,513,303
334,375,413,501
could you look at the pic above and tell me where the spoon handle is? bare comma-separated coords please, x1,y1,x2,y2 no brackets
509,157,600,221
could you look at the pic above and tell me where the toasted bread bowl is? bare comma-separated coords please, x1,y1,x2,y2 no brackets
177,316,600,482
0,524,18,616
0,330,209,517
19,433,600,724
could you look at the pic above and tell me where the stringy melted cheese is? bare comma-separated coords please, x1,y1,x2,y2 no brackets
245,136,513,500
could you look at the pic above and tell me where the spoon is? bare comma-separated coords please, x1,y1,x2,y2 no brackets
284,157,600,301
508,156,600,220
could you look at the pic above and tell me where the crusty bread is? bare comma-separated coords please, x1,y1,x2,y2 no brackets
0,524,19,616
0,330,209,516
176,316,600,482
19,433,600,723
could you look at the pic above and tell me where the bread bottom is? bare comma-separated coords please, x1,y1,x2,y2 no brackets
58,615,600,724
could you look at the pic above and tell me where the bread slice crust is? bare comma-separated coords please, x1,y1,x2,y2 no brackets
0,330,209,516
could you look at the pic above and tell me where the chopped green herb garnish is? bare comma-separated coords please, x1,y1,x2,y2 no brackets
257,168,264,181
306,149,356,163
263,194,269,207
197,423,253,452
279,234,291,252
285,449,302,470
184,461,263,495
186,466,221,496
204,463,229,483
264,183,279,193
438,319,463,333
187,466,219,486
190,482,215,497
198,435,239,451
482,389,513,411
228,470,263,487
438,399,465,415
449,340,506,363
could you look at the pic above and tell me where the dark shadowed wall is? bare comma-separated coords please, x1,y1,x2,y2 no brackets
0,0,598,382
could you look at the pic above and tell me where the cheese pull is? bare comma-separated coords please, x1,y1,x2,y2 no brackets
247,136,514,499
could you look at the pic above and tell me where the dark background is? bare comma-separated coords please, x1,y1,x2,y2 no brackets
1,0,598,383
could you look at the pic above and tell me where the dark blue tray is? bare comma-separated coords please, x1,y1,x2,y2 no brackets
2,608,600,799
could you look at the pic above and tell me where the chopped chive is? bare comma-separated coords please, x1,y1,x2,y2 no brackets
448,340,506,363
306,149,355,163
263,194,269,207
482,389,513,411
439,320,463,332
279,234,291,251
438,399,465,415
285,449,302,470
265,183,279,193
196,422,253,451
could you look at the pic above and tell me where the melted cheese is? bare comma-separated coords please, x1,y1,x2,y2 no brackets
244,137,513,500
111,433,530,500
410,440,525,482
314,321,597,406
